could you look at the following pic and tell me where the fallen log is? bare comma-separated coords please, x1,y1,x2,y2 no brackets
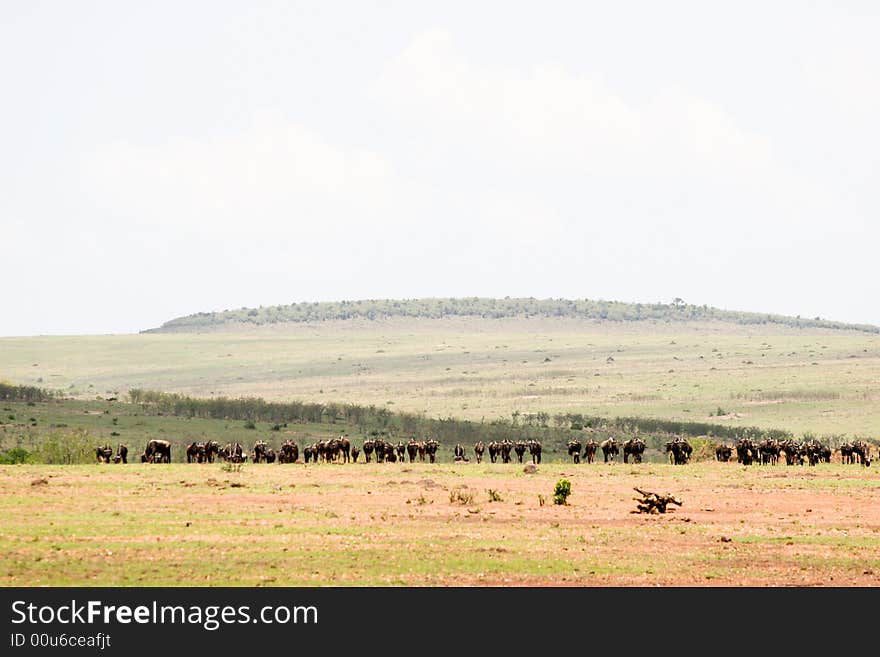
632,487,683,514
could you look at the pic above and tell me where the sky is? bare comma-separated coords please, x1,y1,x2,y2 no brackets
2,1,879,336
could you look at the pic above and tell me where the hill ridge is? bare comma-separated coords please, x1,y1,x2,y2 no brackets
143,297,880,334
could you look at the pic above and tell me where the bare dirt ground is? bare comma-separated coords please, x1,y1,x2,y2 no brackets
1,460,878,587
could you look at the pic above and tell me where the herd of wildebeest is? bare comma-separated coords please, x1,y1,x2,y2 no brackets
93,434,874,467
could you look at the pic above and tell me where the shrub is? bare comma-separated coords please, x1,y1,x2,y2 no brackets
32,429,94,464
487,489,503,502
0,447,32,464
553,479,572,505
449,487,474,505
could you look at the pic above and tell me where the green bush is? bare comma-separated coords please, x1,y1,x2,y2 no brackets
0,447,32,464
553,479,572,505
32,429,95,464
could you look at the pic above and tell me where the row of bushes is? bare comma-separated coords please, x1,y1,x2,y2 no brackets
126,389,802,455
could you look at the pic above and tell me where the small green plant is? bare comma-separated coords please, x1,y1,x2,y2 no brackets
221,462,243,473
538,494,546,507
487,489,503,502
553,479,572,505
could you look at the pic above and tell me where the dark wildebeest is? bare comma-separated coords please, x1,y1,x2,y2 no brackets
264,447,276,464
499,439,513,464
303,443,316,464
362,439,375,463
736,437,758,465
474,441,485,464
600,438,619,463
252,441,269,463
113,443,128,464
142,439,172,463
396,441,407,463
453,444,468,462
567,439,582,464
406,439,419,463
204,440,220,463
220,442,244,463
622,437,646,464
339,436,351,463
487,441,501,463
851,440,872,467
425,439,439,463
715,443,732,462
665,437,692,465
186,442,206,463
278,440,299,463
514,440,527,463
95,444,113,464
528,439,542,464
351,446,360,463
583,439,598,464
758,438,780,466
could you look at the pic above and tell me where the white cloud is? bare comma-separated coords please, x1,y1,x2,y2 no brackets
372,28,777,182
79,111,400,244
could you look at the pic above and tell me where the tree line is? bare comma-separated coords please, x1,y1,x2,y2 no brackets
127,388,800,455
143,297,880,334
0,382,60,403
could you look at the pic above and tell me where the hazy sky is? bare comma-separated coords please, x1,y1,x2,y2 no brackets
2,1,878,336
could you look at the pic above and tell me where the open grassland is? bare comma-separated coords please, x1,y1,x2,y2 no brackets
2,318,880,438
1,461,878,586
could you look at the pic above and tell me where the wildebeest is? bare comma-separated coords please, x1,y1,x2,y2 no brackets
528,439,542,464
406,438,419,463
567,439,582,464
113,443,128,464
487,441,501,463
736,437,758,465
396,441,406,463
252,440,270,463
339,436,352,463
351,446,360,462
499,439,513,464
715,443,732,462
278,440,299,463
758,438,780,466
362,439,375,463
204,440,220,463
141,439,172,463
514,440,527,463
425,439,439,463
453,444,468,462
220,442,244,463
95,444,113,464
600,437,619,463
186,441,206,463
622,437,646,464
850,440,872,467
665,437,692,465
474,441,485,464
582,439,598,464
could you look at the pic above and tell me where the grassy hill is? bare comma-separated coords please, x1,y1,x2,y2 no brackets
143,297,880,334
3,316,880,439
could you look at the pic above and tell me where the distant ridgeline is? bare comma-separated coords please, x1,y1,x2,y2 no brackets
143,297,880,334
